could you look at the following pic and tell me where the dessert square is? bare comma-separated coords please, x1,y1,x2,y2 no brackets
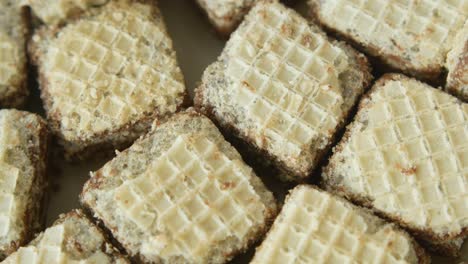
30,0,187,160
2,210,128,263
323,73,468,256
195,1,372,181
0,109,48,259
81,109,277,263
309,0,468,82
251,185,429,264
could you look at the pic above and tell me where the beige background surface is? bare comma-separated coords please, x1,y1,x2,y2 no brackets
33,1,467,263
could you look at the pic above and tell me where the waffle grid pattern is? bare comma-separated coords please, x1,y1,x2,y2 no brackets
114,134,264,259
44,5,184,136
0,116,21,238
343,80,467,229
319,0,467,58
0,33,21,91
253,187,412,264
226,4,347,157
10,225,65,263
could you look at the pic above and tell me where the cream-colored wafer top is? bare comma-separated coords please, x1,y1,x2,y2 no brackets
328,75,467,236
81,111,276,262
311,0,467,72
34,0,185,141
111,132,267,261
210,2,358,175
252,186,421,264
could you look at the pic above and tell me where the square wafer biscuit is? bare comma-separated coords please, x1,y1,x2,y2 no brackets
29,0,187,160
195,1,372,181
0,0,29,108
0,109,48,260
195,0,259,36
26,0,108,25
251,185,430,264
323,73,468,256
308,0,468,82
81,109,277,263
446,21,468,101
2,210,129,263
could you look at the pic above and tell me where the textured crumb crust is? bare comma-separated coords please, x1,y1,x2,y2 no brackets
2,209,129,263
446,21,468,101
322,73,467,256
195,0,259,36
252,185,430,264
195,1,372,181
0,110,48,260
29,0,187,161
81,109,277,263
308,0,467,83
419,236,464,258
26,0,109,25
0,1,29,108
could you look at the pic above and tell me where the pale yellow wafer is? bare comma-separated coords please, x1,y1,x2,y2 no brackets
30,0,187,160
195,1,372,181
323,73,468,255
309,0,468,81
81,110,277,263
252,185,429,264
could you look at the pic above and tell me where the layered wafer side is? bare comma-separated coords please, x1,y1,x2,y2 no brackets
0,109,48,260
195,1,372,181
323,73,467,256
0,0,29,108
308,0,468,81
81,109,277,263
29,0,187,160
2,210,129,263
251,185,430,264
